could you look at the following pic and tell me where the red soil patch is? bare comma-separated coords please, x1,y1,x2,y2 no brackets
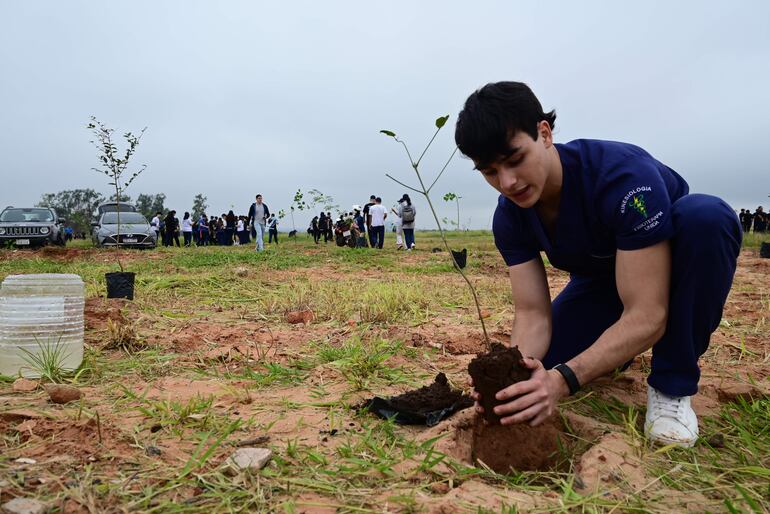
84,297,128,330
7,416,135,463
38,246,88,261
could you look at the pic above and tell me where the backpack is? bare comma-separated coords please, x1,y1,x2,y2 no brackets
401,204,415,223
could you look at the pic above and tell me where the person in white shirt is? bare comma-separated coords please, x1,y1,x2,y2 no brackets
390,206,404,249
150,211,161,245
181,212,193,247
369,197,388,249
235,217,244,245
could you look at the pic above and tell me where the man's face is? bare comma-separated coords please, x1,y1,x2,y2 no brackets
474,122,552,209
256,196,262,204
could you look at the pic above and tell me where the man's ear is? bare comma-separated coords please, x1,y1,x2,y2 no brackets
538,120,553,146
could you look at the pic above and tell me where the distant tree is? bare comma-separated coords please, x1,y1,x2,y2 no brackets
109,192,132,203
135,193,167,219
36,188,105,233
191,193,208,219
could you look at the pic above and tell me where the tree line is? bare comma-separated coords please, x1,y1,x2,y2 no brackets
35,189,209,233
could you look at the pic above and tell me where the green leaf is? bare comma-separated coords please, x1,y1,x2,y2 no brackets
435,115,449,129
380,130,396,137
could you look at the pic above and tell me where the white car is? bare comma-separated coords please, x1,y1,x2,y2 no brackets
92,211,157,248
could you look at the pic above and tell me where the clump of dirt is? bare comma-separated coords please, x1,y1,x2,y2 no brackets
471,416,567,473
285,309,314,324
422,408,592,475
467,343,531,424
363,373,473,425
388,373,472,415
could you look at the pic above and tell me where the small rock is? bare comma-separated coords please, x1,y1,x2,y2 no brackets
233,266,249,277
145,446,161,456
14,458,36,465
706,433,725,448
12,379,39,393
716,384,763,403
224,447,272,474
44,384,82,404
429,482,450,494
1,497,47,514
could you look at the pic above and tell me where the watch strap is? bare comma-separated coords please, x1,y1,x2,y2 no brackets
553,363,580,396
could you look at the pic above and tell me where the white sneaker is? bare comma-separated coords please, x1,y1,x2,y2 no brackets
645,386,698,448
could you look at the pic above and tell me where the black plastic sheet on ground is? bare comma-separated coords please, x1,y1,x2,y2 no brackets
360,396,472,427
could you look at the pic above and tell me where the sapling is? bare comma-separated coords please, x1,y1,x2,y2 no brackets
290,189,308,234
87,117,147,271
381,116,490,348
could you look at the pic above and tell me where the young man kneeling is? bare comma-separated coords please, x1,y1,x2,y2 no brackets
457,82,741,447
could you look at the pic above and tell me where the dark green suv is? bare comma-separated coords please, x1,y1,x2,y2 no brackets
0,207,66,248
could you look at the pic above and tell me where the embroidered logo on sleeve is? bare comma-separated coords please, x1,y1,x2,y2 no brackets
620,186,663,232
620,186,652,215
629,194,648,218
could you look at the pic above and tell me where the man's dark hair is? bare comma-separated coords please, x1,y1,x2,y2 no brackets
370,195,376,200
375,197,382,203
455,81,557,168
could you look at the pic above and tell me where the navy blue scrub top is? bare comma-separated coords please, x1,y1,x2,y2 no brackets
492,139,689,276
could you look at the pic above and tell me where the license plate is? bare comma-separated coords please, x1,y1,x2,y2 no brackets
15,239,30,245
123,238,137,243
342,230,351,237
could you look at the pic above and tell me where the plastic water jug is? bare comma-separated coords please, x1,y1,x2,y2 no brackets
0,274,85,378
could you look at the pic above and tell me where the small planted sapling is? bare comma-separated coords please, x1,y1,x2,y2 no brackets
381,116,535,433
87,116,147,299
380,116,490,348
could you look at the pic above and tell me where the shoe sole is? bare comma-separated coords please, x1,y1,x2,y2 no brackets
645,426,697,448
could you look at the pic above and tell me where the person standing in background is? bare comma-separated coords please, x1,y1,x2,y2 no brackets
268,214,279,244
181,212,193,247
363,195,376,247
247,194,270,252
390,204,404,250
398,194,417,250
369,197,387,249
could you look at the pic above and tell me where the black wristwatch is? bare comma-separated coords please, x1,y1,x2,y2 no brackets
553,363,580,396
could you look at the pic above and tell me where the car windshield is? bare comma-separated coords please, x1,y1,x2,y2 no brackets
99,203,136,213
102,212,147,225
0,208,55,222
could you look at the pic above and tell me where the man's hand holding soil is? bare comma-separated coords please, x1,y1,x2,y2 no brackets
472,357,570,427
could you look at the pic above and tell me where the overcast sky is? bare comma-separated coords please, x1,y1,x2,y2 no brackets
1,1,768,229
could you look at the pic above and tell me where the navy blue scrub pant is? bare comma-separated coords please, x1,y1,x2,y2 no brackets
540,194,742,397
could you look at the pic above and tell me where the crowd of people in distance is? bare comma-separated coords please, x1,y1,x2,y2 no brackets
739,206,768,233
147,192,418,251
309,194,417,250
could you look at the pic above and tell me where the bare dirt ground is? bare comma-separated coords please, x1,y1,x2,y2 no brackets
1,239,768,513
